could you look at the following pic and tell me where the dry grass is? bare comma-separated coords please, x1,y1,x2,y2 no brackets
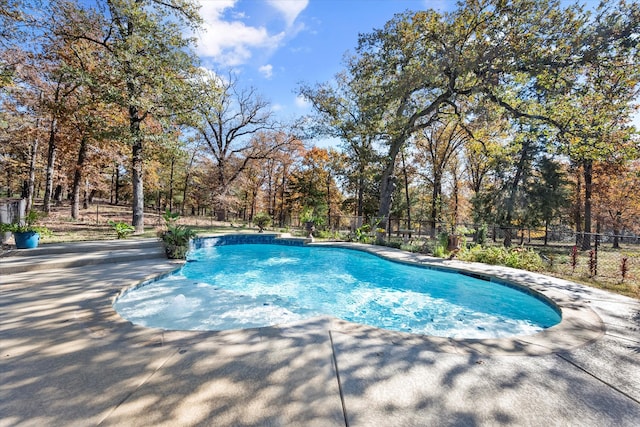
15,202,255,243
539,247,640,299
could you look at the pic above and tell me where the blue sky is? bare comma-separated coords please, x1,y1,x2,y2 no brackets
194,0,455,122
193,0,636,135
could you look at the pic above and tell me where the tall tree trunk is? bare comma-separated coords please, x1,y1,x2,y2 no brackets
452,170,459,227
401,151,411,236
271,187,277,219
83,180,90,209
168,156,175,212
357,163,364,218
612,210,621,249
326,172,332,228
503,137,534,247
181,150,196,216
430,173,442,238
216,158,227,221
71,135,88,219
115,164,121,205
574,165,583,248
43,117,57,213
279,170,286,227
544,220,549,246
130,108,144,233
377,135,404,231
581,160,593,250
26,126,39,213
249,189,257,220
378,166,395,231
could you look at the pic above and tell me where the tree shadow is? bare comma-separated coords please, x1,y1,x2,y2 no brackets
2,255,640,426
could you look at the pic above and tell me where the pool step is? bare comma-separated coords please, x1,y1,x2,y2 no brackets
0,239,169,275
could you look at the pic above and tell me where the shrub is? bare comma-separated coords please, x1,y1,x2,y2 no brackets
162,209,180,225
475,223,488,246
379,240,402,249
315,229,344,240
108,220,134,239
353,224,372,243
253,212,271,232
438,231,449,249
400,241,425,253
424,232,449,257
433,244,446,258
4,210,52,236
457,245,543,272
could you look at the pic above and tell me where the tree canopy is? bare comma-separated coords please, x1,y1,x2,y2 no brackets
1,0,638,247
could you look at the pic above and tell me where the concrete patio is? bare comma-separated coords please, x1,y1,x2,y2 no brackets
1,238,639,426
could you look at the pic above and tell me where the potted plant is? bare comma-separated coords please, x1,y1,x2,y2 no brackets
158,210,197,259
3,210,51,249
300,207,323,239
448,225,471,252
159,225,197,259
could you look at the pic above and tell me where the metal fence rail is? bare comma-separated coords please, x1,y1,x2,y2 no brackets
283,214,640,246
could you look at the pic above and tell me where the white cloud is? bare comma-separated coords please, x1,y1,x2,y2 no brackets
197,67,227,85
259,64,274,79
425,0,456,12
198,0,236,22
267,0,308,27
295,94,310,109
196,1,286,66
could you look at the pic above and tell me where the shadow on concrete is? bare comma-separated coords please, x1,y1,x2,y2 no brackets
331,326,640,426
2,252,640,426
1,262,344,426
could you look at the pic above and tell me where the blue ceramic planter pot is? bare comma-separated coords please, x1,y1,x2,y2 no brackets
14,231,40,249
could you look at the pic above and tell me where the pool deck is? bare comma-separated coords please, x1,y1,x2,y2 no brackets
1,237,639,426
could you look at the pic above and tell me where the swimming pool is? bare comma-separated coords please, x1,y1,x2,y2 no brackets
113,235,561,338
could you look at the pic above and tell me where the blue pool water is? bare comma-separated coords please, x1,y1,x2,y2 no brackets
114,241,561,338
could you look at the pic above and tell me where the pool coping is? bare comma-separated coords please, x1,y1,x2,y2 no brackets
308,241,605,356
116,234,606,356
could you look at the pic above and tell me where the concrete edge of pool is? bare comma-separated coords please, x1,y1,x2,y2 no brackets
308,242,605,356
113,234,606,356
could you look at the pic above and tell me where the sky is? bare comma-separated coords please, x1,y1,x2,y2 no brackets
191,0,636,140
193,0,455,123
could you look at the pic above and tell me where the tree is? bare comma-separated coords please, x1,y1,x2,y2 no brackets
63,0,202,232
592,159,640,248
286,147,343,227
179,138,202,216
53,3,127,219
0,0,29,89
261,139,305,226
559,74,639,249
463,110,507,235
528,156,570,245
496,125,546,246
343,0,638,235
299,71,382,219
191,73,296,220
37,49,80,213
414,118,468,237
530,1,640,249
